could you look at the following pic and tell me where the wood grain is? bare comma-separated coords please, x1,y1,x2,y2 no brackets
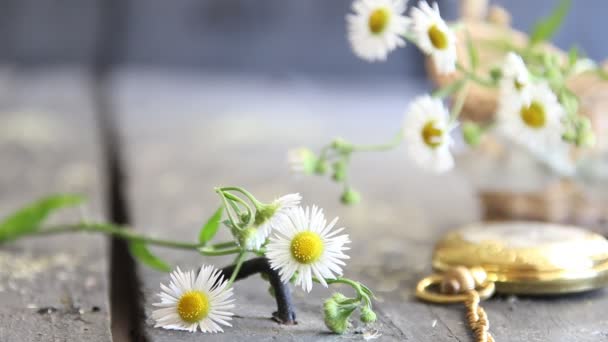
0,69,112,342
113,71,608,341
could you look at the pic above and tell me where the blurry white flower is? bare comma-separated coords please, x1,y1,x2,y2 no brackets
266,206,350,292
409,1,457,74
347,0,410,62
288,148,318,175
497,82,567,160
403,95,455,172
152,266,234,333
571,58,596,75
500,52,532,105
253,193,302,249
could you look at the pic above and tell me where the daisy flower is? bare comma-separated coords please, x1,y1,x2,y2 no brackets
347,0,410,62
500,52,532,105
265,206,350,292
409,1,457,74
251,193,302,249
497,82,566,154
403,95,455,173
152,266,235,333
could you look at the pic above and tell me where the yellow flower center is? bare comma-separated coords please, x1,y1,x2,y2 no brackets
520,101,546,129
177,291,210,323
290,231,324,264
428,25,448,50
421,120,444,148
368,8,390,34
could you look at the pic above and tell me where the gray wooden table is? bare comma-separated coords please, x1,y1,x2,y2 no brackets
1,68,607,341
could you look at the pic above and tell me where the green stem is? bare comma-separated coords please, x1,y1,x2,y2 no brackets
314,277,373,306
325,277,362,289
38,223,201,250
222,191,254,227
217,190,244,231
432,78,466,99
217,186,264,210
212,241,239,249
349,130,404,152
318,145,332,161
227,251,247,286
199,246,242,256
450,81,470,123
337,298,362,306
225,194,243,216
456,63,496,87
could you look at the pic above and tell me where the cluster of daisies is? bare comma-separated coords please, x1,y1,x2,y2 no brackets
348,0,456,72
290,0,599,202
402,50,583,174
152,190,359,333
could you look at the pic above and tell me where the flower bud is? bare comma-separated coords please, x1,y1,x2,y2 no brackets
360,306,377,323
254,203,278,226
341,188,361,205
462,121,482,147
489,68,502,82
331,292,349,303
323,296,356,334
332,161,347,182
315,160,329,175
288,148,318,175
577,130,596,148
238,227,261,251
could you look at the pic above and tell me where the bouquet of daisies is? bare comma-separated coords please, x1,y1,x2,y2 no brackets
291,0,604,203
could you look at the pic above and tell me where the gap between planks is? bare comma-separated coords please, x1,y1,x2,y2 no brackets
92,0,144,340
91,75,147,342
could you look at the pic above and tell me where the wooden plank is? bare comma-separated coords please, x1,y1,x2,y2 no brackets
112,70,608,341
0,69,112,341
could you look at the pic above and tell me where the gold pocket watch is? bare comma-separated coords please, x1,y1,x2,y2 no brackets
416,221,608,342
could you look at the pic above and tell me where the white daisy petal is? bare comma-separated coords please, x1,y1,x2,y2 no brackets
500,52,532,106
347,0,410,62
496,82,574,175
152,266,235,333
266,206,350,292
251,193,302,250
403,94,455,173
409,1,456,74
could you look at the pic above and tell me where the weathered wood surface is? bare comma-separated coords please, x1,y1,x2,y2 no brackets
113,71,608,341
0,70,112,341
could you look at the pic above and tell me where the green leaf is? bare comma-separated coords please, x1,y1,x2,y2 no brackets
465,30,479,70
431,79,466,99
198,206,223,245
596,67,608,80
559,88,579,116
530,0,571,45
129,241,171,272
568,46,579,67
0,194,84,243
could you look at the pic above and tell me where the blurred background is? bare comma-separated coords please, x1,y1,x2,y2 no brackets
0,2,607,342
0,0,605,77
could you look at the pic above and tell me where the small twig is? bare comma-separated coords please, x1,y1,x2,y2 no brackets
217,257,297,324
